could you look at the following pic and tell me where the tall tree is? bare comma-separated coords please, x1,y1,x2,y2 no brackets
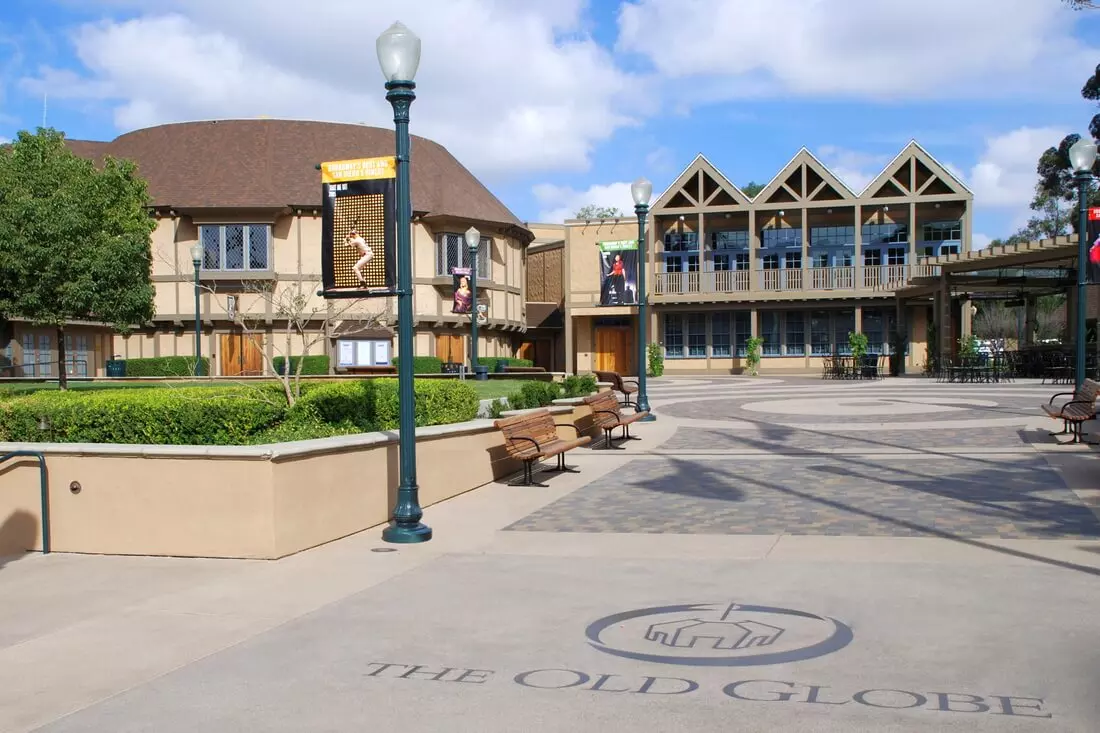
741,181,765,198
1034,63,1100,222
574,204,624,219
0,128,155,389
1063,1,1097,9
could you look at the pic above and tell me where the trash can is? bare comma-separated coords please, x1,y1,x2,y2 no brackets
494,359,508,373
473,365,490,381
105,359,126,378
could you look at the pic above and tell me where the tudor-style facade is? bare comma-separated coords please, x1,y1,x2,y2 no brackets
564,141,973,375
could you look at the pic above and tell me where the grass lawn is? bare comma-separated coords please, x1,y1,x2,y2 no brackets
0,377,534,400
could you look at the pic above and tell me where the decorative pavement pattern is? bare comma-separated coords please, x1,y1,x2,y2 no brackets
506,377,1100,539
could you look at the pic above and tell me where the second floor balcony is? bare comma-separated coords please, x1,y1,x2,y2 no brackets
653,263,940,298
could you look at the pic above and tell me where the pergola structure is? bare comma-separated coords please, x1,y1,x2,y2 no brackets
896,235,1086,361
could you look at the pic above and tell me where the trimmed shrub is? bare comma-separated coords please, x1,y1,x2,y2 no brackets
478,356,534,370
647,342,664,378
562,374,597,398
273,355,330,376
507,380,562,410
392,356,443,374
0,385,285,445
287,378,478,432
123,356,210,377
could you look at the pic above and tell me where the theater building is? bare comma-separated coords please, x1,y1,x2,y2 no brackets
2,119,533,377
563,142,975,375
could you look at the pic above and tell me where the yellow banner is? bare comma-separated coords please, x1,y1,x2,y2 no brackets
321,156,396,183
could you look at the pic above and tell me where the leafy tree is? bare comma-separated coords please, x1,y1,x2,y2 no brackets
574,204,624,219
974,302,1017,343
0,128,155,389
1063,0,1097,9
1033,63,1100,223
741,181,765,198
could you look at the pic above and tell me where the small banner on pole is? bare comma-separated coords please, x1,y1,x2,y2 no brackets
451,267,473,314
320,157,398,299
1089,207,1100,284
598,239,638,306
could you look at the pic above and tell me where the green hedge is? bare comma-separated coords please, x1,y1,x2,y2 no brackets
392,356,443,374
562,374,597,398
0,385,285,445
122,356,210,377
477,356,534,369
287,378,478,432
273,355,329,376
506,381,562,411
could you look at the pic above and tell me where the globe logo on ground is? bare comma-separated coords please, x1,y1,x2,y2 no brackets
586,602,853,667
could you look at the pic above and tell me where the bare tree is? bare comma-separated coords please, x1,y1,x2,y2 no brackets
973,302,1017,343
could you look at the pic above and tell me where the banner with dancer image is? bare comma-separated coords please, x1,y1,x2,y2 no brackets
320,157,397,299
1089,207,1100,284
598,240,638,306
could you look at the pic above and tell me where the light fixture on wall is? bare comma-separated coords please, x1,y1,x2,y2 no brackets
827,208,833,214
883,205,890,212
778,210,785,217
678,215,685,221
934,203,941,209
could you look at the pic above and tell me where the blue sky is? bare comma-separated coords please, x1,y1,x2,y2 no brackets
1,0,1098,246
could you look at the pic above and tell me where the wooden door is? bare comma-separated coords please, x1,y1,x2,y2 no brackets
517,341,535,362
595,327,634,375
220,333,265,376
435,333,464,363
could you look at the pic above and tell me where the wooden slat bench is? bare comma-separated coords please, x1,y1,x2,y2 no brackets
594,370,638,408
494,408,591,485
1042,378,1100,444
583,391,650,449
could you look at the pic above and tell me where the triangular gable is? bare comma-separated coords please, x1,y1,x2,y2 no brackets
860,141,972,199
754,148,855,206
651,154,751,211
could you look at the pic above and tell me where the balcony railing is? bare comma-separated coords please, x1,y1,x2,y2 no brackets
652,264,940,297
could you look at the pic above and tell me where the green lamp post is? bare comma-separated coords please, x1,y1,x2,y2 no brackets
378,21,431,544
465,226,481,377
1070,135,1098,390
189,242,204,377
631,177,655,420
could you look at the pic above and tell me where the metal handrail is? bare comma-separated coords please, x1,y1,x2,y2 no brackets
0,451,51,554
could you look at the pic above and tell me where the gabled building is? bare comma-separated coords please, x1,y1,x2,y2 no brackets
563,142,973,375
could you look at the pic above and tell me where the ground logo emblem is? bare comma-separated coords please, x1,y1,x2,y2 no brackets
587,602,852,666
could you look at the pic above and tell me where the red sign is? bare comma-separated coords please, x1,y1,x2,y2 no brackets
1090,207,1100,221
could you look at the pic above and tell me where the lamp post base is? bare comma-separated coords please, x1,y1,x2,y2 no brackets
636,412,657,422
382,522,433,544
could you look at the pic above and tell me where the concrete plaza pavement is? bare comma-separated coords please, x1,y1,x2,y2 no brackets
3,376,1100,731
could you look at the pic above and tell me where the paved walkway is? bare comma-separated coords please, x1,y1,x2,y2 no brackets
3,376,1100,731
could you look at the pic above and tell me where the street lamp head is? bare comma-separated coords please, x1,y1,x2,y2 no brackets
464,225,481,251
1069,136,1098,174
376,21,421,82
189,242,203,266
631,177,653,206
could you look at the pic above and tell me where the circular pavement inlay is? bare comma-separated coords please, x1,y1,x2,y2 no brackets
740,396,997,416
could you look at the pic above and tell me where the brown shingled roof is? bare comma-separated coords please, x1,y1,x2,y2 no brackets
67,120,528,235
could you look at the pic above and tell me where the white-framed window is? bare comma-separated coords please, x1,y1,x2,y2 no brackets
199,224,271,271
436,232,491,277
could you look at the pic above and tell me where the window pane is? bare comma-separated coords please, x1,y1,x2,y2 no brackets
664,256,683,273
863,309,884,352
686,313,706,357
784,252,801,269
224,225,245,270
760,312,781,356
201,226,221,269
247,225,269,270
478,237,490,277
438,233,462,275
834,310,855,355
734,312,751,356
785,312,805,356
38,333,51,376
664,315,684,358
712,312,731,357
735,253,749,270
713,254,730,271
810,311,831,355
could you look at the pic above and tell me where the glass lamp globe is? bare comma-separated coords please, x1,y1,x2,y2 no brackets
631,177,653,206
189,242,203,265
1069,136,1098,174
376,21,421,82
465,226,480,250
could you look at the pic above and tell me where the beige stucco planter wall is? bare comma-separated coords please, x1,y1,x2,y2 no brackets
0,420,524,560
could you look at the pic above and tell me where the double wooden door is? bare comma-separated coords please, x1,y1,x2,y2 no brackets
436,333,465,364
595,327,634,375
220,333,264,376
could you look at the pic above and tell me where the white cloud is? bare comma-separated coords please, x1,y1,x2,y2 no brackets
645,146,676,174
973,233,993,250
816,145,892,193
967,126,1066,225
22,3,648,179
618,0,1097,102
532,180,634,222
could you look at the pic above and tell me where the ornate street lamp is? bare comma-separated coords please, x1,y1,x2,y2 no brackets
465,226,482,378
631,177,655,420
1070,136,1098,390
378,21,431,543
189,242,204,377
